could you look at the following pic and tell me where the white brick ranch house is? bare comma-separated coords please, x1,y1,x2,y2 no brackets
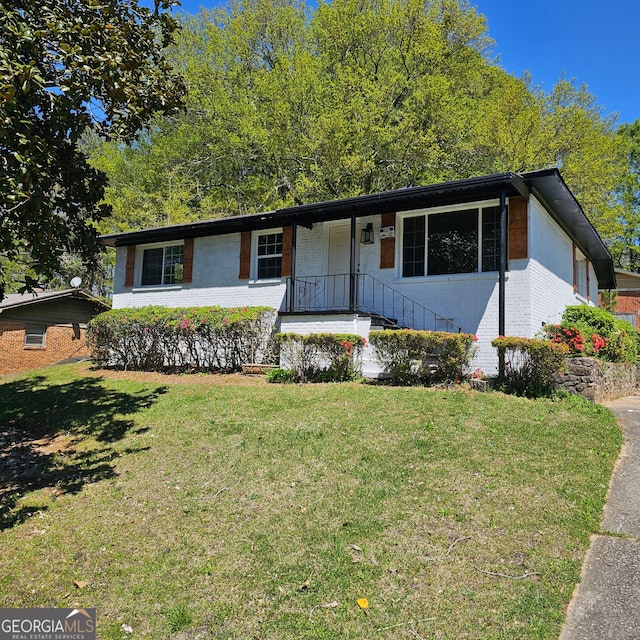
101,169,615,375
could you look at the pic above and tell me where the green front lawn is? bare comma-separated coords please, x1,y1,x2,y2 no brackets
0,363,621,639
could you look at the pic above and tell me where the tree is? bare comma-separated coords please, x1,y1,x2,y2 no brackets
0,0,185,298
93,0,496,228
91,0,627,263
610,120,640,270
541,78,625,243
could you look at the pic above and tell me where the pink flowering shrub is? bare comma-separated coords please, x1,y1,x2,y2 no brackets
87,306,276,372
591,333,608,352
543,325,586,355
541,305,637,363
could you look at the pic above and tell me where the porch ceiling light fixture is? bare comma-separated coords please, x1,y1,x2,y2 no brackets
360,222,374,245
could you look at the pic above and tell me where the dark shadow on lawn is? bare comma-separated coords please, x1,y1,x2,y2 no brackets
0,375,167,529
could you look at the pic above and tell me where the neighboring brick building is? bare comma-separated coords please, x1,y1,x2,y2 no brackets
0,289,109,375
605,269,640,327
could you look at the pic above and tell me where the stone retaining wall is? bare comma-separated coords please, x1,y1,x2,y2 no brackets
555,357,639,402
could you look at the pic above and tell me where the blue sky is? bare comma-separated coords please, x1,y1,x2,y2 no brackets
478,1,638,125
167,0,638,125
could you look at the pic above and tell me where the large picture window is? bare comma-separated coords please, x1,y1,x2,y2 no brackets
428,209,477,275
401,205,504,277
256,232,283,279
141,244,184,286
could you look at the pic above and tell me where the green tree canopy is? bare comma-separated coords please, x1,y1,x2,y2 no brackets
92,0,627,268
608,120,640,270
0,0,185,297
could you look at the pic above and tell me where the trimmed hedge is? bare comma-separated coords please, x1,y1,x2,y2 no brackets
87,306,277,372
369,329,477,385
492,336,569,398
275,333,366,382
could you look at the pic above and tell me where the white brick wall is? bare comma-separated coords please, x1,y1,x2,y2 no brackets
112,235,287,311
467,196,599,375
279,313,372,336
528,197,596,331
295,225,326,277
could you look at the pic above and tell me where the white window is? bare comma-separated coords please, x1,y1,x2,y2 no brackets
401,204,503,277
25,324,46,348
575,250,589,299
256,231,283,279
141,243,184,286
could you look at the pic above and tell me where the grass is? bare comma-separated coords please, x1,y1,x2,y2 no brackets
0,362,621,639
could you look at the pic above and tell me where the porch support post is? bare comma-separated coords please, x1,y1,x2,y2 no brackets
349,206,357,311
498,188,507,377
289,220,297,312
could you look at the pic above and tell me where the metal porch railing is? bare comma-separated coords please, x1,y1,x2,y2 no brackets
285,273,463,333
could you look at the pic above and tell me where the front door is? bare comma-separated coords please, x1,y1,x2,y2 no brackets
327,224,355,309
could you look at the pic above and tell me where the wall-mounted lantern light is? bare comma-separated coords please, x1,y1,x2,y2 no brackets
360,222,374,245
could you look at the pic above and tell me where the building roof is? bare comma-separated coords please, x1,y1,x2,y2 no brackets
0,289,109,312
521,169,616,290
612,269,640,290
100,168,616,289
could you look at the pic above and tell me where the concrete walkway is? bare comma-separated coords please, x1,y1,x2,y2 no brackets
560,395,640,639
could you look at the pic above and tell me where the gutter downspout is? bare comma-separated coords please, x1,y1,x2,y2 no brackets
349,206,357,311
289,221,297,312
499,189,507,378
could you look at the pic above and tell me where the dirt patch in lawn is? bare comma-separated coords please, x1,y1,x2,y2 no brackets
81,364,271,387
0,427,75,500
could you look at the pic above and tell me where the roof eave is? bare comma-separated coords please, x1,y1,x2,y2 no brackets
521,169,616,290
0,289,109,311
98,169,615,289
100,172,528,248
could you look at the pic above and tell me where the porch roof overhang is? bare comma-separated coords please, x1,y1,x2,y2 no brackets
100,168,615,289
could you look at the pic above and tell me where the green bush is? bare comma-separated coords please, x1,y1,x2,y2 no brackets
87,306,277,372
492,336,569,398
542,305,638,363
265,367,296,383
275,333,366,382
369,330,477,385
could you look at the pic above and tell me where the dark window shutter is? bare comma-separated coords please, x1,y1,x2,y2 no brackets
182,238,194,283
281,226,292,277
380,212,396,269
239,231,251,279
124,245,135,287
508,196,528,260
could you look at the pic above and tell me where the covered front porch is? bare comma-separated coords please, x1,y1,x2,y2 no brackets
273,176,515,341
